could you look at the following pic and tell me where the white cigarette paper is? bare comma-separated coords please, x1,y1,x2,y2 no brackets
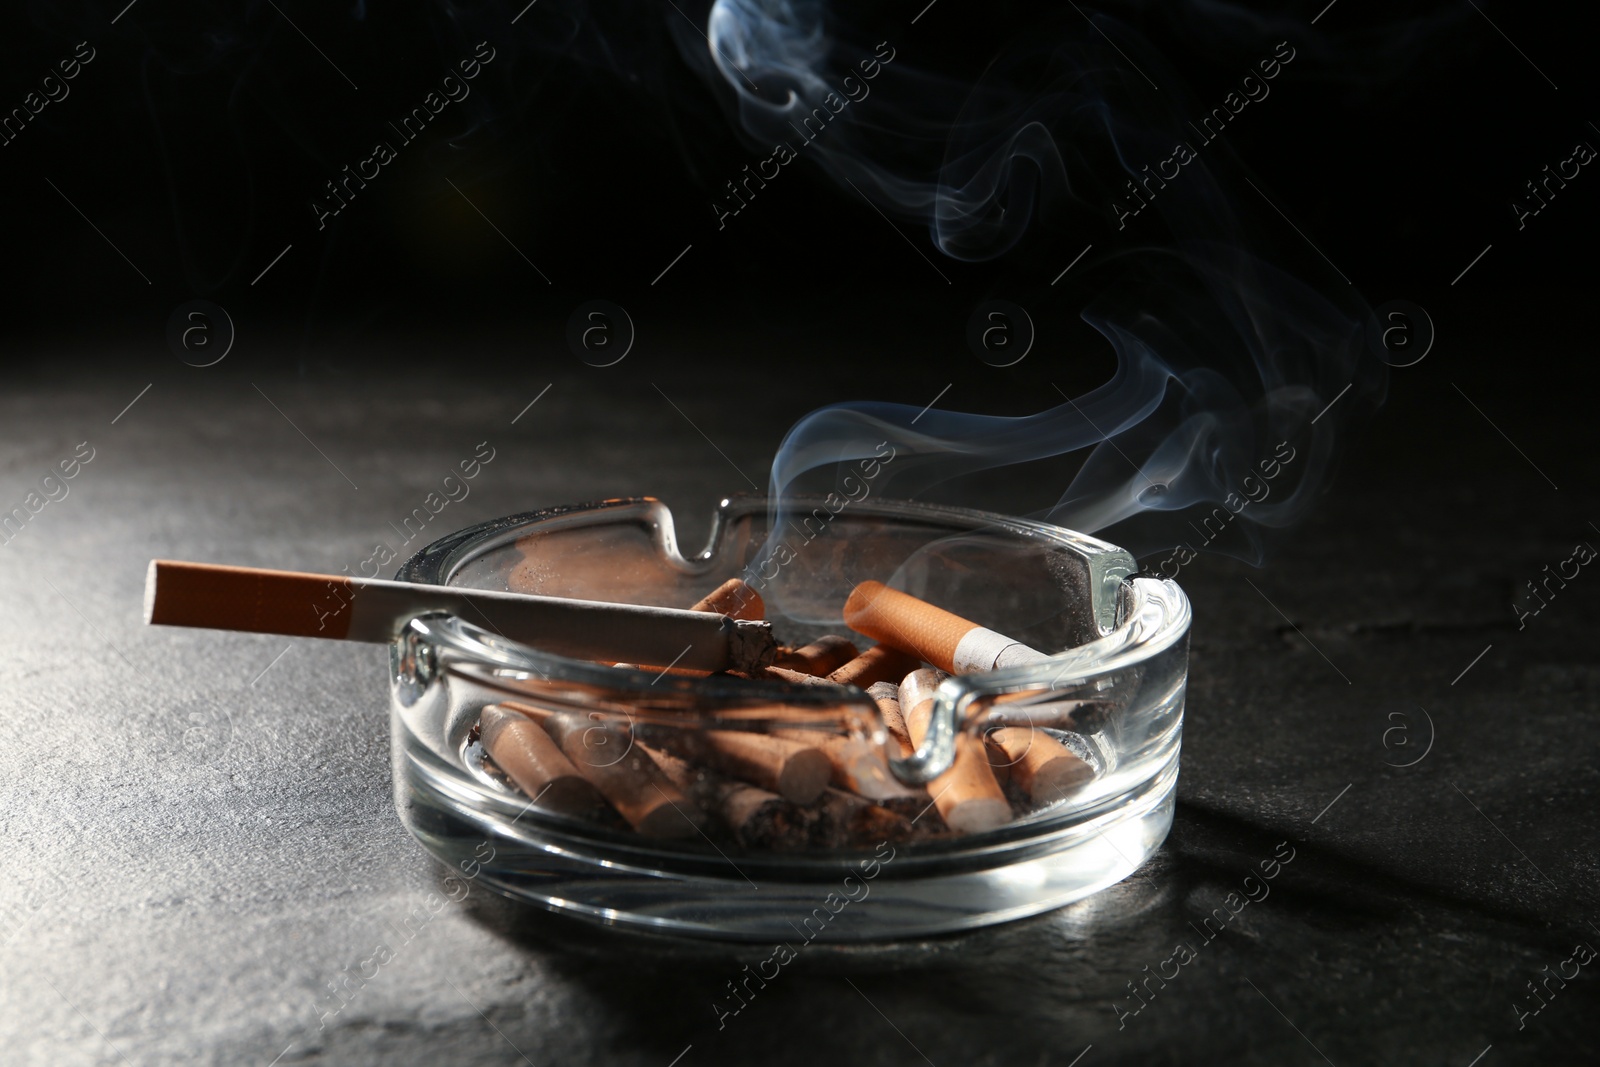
950,627,1051,673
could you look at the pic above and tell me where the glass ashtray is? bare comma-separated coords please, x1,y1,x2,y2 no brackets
390,495,1189,940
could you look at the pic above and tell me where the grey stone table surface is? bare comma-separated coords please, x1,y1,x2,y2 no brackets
2,334,1597,1066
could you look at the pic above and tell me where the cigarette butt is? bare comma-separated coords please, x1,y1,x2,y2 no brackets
478,705,607,817
754,665,840,687
900,669,1011,833
637,742,721,811
716,781,811,851
867,681,915,758
816,737,921,803
985,727,1094,804
774,635,860,676
534,710,703,838
770,727,931,812
843,581,1050,674
644,741,812,850
808,788,913,850
826,644,924,689
657,730,832,805
704,732,832,806
814,736,929,813
985,744,1012,789
689,578,765,620
144,559,777,673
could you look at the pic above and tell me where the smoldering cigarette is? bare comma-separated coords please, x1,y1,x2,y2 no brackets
499,702,704,839
653,730,832,805
826,644,924,688
478,705,608,818
144,559,776,673
774,634,860,676
844,581,1049,674
985,727,1095,804
900,669,1011,833
689,577,766,620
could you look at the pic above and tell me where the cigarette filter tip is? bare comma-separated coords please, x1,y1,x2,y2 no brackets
143,559,159,624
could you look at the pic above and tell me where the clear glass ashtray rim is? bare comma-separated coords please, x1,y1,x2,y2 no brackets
391,493,1191,699
388,495,1191,875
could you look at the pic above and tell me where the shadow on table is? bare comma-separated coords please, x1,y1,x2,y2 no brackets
448,802,1566,967
434,804,1591,1063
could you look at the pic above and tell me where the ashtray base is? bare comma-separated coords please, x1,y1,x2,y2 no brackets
398,747,1177,942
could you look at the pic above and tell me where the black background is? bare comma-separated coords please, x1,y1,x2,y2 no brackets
2,0,1593,377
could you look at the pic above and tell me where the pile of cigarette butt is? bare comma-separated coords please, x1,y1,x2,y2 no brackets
475,577,1098,852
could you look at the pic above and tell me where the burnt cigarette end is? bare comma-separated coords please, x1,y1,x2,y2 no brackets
644,742,813,851
809,788,913,850
725,617,779,672
718,782,811,851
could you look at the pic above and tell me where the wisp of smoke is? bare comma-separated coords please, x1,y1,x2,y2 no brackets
693,0,1389,576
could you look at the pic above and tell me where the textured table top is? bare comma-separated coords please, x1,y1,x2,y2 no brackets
2,346,1596,1066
